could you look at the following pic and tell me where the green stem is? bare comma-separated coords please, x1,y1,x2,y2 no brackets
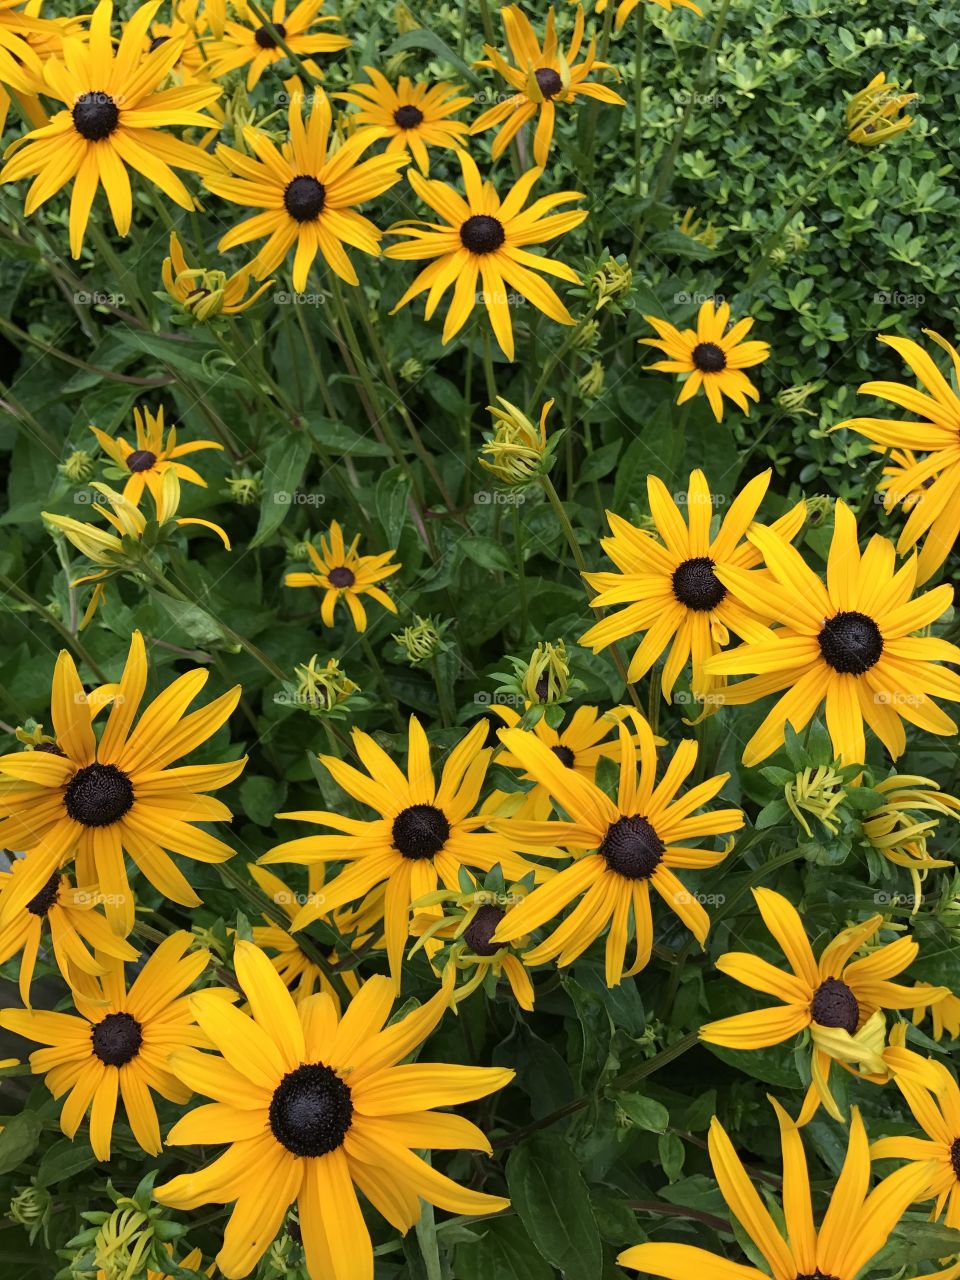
359,632,405,730
512,501,528,645
531,314,592,406
415,1193,443,1280
631,3,647,241
430,655,454,729
0,571,108,682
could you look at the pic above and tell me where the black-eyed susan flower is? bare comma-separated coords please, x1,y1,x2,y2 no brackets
640,300,770,422
612,0,703,28
618,1098,936,1280
385,149,586,361
847,72,917,146
483,702,638,820
410,879,537,1011
0,631,245,936
261,716,538,984
162,230,275,320
207,0,350,89
0,0,222,257
90,404,222,505
154,940,512,1279
145,0,211,80
862,774,960,904
705,500,960,766
491,717,742,986
871,1062,960,1228
247,863,373,1013
0,863,138,1007
835,331,960,583
335,68,471,174
471,6,624,167
581,469,806,701
207,85,405,291
0,931,210,1160
700,887,947,1124
283,521,400,632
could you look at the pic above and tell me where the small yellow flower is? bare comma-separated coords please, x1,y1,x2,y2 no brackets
291,654,359,710
335,68,472,174
847,72,917,146
206,0,350,90
284,521,400,632
162,231,274,320
393,615,449,665
613,0,702,32
89,402,223,504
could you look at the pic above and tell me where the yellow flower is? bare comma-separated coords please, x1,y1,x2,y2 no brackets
0,932,211,1160
847,72,917,146
0,630,245,936
613,0,702,32
639,300,770,422
283,521,400,632
471,5,624,167
871,1061,960,1228
705,500,960,766
0,0,221,257
335,68,471,174
835,331,960,583
619,1098,936,1280
581,469,806,700
90,403,223,505
260,716,538,984
913,987,960,1042
385,149,586,361
478,397,554,488
492,717,742,986
700,887,948,1123
206,0,350,89
162,231,275,319
207,85,406,291
862,774,960,905
154,942,512,1279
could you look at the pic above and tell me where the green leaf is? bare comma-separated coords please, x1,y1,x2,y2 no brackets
307,416,391,457
35,1137,96,1186
461,536,515,575
455,1217,555,1280
385,29,482,85
0,1110,42,1175
376,464,412,548
250,431,313,548
616,1093,669,1133
239,774,287,827
507,1134,602,1280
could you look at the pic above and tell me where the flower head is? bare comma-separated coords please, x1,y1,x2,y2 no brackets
470,5,624,167
154,941,512,1279
478,397,556,488
90,403,222,504
162,230,275,319
386,149,586,360
283,521,400,632
640,300,770,421
206,0,350,89
335,68,471,174
847,72,917,146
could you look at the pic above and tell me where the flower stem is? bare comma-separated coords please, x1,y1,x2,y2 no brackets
359,632,405,730
0,571,108,682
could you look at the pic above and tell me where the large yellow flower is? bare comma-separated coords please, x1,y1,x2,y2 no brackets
0,0,221,257
385,149,586,360
640,300,770,422
872,1062,960,1228
700,887,947,1123
335,68,471,174
705,500,960,765
207,0,350,89
206,86,406,291
90,404,222,505
619,1099,936,1280
580,469,806,700
0,631,244,936
154,941,512,1280
260,717,537,984
471,5,624,167
491,717,742,986
0,931,210,1160
835,331,960,583
283,521,400,632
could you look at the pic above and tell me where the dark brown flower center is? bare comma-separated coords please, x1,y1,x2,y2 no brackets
327,566,355,588
269,1063,353,1156
951,1137,960,1182
392,803,450,860
551,744,576,768
600,815,664,880
464,905,505,956
254,21,286,48
64,763,134,828
535,67,563,98
92,1012,143,1066
810,978,859,1034
692,341,726,373
26,872,60,917
672,556,726,611
818,611,884,675
33,742,65,756
72,91,120,142
460,215,505,255
148,35,169,52
393,104,424,129
796,1273,841,1280
284,175,326,222
126,449,157,473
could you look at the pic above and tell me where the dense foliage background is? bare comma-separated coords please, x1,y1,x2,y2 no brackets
0,0,959,1276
